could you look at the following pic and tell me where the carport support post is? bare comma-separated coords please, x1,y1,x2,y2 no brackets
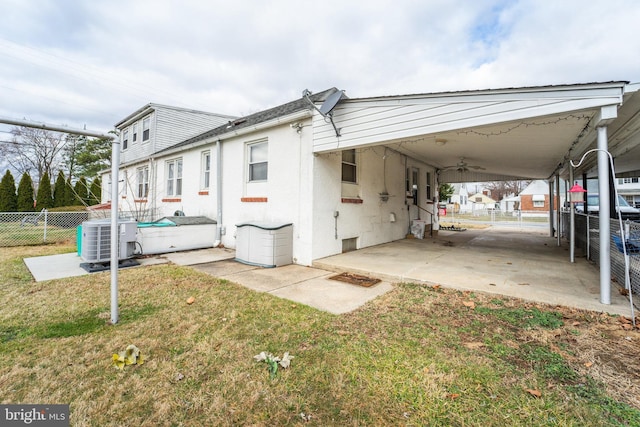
548,180,554,237
569,167,575,263
597,126,611,304
555,175,561,246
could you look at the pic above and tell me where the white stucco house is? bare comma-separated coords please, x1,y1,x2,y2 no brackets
103,89,439,266
102,81,640,276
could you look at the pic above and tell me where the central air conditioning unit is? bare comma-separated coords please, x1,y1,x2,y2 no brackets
81,219,137,263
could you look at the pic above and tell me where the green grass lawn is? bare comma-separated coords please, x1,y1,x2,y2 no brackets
0,222,77,247
1,244,639,426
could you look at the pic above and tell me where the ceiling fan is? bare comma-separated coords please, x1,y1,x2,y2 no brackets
440,157,486,172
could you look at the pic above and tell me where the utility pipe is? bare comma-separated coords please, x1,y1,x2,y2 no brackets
214,139,223,247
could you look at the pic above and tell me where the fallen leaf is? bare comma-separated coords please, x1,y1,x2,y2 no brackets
572,321,581,326
584,362,593,368
506,262,512,265
621,323,633,331
618,316,632,324
186,296,196,305
462,301,475,309
423,367,430,374
489,283,496,286
432,285,441,290
526,389,542,398
447,393,461,400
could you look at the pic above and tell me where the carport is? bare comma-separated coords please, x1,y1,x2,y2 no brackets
313,81,640,307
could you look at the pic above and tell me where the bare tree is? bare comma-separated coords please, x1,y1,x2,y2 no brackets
484,180,531,202
0,126,68,184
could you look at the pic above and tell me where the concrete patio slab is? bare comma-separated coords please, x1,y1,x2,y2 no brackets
21,226,636,317
24,252,168,282
162,247,235,265
269,276,394,315
313,226,634,316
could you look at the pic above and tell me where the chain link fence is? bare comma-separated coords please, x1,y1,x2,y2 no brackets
564,211,640,295
0,210,89,247
0,208,163,248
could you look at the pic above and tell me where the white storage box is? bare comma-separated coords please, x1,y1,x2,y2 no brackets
235,222,293,267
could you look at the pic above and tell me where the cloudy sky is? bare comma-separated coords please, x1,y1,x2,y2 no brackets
1,0,639,135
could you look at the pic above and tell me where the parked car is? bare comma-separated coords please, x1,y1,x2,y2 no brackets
575,194,640,220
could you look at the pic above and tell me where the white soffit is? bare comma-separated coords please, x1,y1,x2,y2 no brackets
312,82,628,182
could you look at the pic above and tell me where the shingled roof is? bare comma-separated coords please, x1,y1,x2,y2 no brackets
159,87,341,154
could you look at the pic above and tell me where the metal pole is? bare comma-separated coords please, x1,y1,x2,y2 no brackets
0,116,120,319
43,209,48,243
548,180,554,237
597,126,611,304
555,175,561,246
569,169,575,263
0,116,114,139
110,138,120,323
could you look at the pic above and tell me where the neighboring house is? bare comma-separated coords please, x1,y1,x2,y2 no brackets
102,103,235,220
447,183,472,213
617,177,640,208
468,192,497,213
500,193,518,212
518,180,560,217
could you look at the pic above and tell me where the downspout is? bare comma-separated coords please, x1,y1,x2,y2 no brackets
214,139,223,247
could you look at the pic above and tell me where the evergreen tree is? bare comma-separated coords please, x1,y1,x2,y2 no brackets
73,177,88,206
0,170,18,212
88,177,101,206
53,171,67,207
36,171,53,210
64,177,75,206
17,172,35,212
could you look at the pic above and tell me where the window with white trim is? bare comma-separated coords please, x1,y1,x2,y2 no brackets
248,141,268,182
132,123,137,143
201,151,211,189
122,129,129,150
532,194,545,207
166,158,183,196
142,117,150,142
342,149,356,183
136,166,149,198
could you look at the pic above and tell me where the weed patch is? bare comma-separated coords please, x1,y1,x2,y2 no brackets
476,306,564,329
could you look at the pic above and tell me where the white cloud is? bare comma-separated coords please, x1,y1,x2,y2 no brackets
0,0,638,134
